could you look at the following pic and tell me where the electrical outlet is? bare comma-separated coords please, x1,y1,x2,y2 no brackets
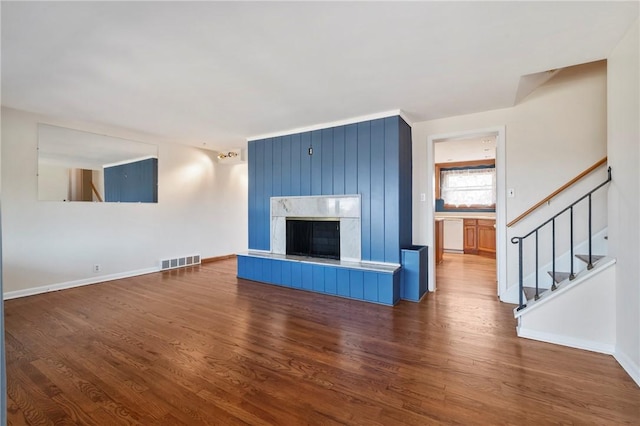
93,264,101,273
420,193,426,202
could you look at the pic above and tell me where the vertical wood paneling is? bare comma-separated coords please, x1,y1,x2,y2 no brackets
332,126,345,195
291,262,302,289
244,115,412,294
337,269,350,297
344,124,358,195
280,136,292,196
363,272,378,302
281,260,292,287
300,132,311,196
370,119,386,262
272,137,282,197
378,273,394,305
357,122,372,261
290,134,301,196
399,119,413,250
271,260,282,286
349,270,364,299
311,130,323,196
301,263,313,290
312,265,325,293
321,128,334,195
248,142,257,249
263,138,273,249
384,116,401,263
324,267,337,295
254,141,266,249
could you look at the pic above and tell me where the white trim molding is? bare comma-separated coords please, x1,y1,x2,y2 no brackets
517,327,615,355
3,267,159,300
247,109,413,141
425,126,507,296
614,349,640,387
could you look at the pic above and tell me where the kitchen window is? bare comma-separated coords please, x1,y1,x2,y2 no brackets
436,161,496,211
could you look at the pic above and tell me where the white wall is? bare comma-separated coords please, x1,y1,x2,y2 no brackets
608,19,640,386
1,107,248,295
412,61,608,295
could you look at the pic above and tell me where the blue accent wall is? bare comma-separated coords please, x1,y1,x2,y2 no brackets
104,158,158,203
247,115,412,263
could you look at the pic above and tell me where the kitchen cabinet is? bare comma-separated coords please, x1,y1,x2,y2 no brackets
464,219,496,258
435,219,444,264
463,219,478,254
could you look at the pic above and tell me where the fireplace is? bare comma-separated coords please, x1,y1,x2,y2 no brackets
270,195,361,262
286,219,340,260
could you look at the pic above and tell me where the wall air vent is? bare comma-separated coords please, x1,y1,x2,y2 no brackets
160,254,201,271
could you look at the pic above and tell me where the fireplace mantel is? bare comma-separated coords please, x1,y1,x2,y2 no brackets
270,195,361,262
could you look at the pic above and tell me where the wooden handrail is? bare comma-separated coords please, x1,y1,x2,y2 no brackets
507,157,607,227
90,182,104,202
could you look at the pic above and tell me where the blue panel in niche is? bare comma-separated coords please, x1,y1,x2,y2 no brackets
104,158,157,203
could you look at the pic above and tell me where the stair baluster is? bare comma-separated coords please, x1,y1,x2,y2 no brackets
511,167,612,311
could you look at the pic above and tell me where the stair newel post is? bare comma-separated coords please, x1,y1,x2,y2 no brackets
551,218,557,290
512,236,526,310
569,206,575,280
587,193,593,270
535,230,539,300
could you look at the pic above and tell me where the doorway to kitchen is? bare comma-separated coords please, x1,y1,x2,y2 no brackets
426,127,507,300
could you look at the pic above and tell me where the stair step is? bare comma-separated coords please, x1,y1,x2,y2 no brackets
523,286,539,300
523,286,551,301
575,254,605,266
547,271,572,284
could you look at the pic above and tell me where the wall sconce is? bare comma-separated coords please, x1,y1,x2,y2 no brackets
216,148,244,164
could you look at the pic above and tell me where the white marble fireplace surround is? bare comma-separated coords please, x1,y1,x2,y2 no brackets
271,195,361,262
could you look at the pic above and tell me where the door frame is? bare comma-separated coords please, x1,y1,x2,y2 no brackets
426,126,507,299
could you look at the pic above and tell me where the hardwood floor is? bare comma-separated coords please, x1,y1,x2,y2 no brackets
5,255,639,425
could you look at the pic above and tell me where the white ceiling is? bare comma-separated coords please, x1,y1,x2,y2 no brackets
2,2,638,150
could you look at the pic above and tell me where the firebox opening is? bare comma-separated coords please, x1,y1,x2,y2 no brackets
286,219,340,260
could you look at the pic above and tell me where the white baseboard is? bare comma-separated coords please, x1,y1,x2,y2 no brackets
517,326,615,355
3,267,160,300
614,348,640,388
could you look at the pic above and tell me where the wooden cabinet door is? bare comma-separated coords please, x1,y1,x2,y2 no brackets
463,219,477,254
435,220,444,264
477,219,496,258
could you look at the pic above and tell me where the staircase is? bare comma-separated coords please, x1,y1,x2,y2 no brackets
511,166,615,353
